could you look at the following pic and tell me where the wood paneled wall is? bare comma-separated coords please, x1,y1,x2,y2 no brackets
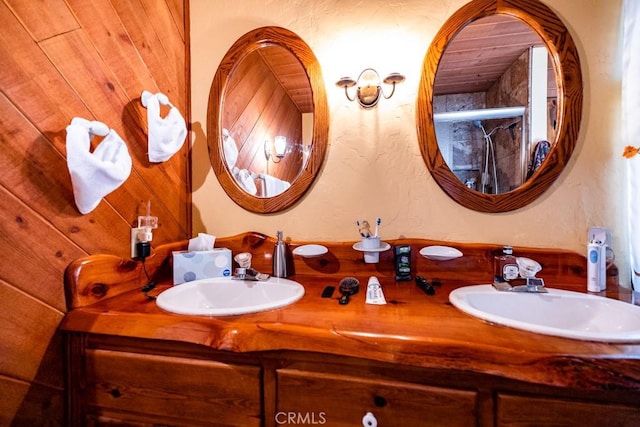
0,0,190,425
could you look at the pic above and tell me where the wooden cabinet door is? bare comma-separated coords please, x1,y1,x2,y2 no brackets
497,393,640,427
80,349,262,426
276,369,477,427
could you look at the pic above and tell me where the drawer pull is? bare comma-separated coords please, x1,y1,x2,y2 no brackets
373,395,387,407
362,411,378,427
110,388,122,398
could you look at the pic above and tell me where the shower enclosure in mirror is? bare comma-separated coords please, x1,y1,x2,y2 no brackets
433,14,557,195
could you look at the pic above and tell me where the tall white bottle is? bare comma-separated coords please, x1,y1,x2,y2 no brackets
587,240,604,292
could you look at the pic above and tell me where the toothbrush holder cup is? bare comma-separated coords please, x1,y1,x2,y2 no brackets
361,236,381,263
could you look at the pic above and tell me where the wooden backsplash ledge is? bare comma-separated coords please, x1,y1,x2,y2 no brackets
65,231,597,310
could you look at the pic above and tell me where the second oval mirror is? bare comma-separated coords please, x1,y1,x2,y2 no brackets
417,0,582,213
208,27,328,213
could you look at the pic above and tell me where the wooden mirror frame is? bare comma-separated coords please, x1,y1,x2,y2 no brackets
417,0,582,212
207,27,329,213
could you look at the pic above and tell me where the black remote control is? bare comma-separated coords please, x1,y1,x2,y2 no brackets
415,276,435,295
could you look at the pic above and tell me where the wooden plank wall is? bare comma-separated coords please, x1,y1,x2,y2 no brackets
223,52,303,186
0,0,190,425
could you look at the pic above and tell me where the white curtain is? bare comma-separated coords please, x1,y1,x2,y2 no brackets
624,0,640,289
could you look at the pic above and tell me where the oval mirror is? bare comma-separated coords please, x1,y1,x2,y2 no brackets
208,27,329,213
417,0,582,212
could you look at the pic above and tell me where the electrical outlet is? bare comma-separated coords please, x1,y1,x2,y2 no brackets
588,226,612,246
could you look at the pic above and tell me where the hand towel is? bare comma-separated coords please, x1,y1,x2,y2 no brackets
232,166,257,195
222,128,238,169
66,117,132,214
525,140,550,179
141,90,187,163
261,173,290,197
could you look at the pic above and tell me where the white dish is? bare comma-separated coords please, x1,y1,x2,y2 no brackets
292,244,328,258
420,245,463,261
352,241,391,253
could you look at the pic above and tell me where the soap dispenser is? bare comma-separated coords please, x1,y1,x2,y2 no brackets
272,231,289,278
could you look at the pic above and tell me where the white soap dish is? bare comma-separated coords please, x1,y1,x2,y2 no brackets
420,245,463,261
292,244,328,258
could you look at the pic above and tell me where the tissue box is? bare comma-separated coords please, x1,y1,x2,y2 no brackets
172,248,232,285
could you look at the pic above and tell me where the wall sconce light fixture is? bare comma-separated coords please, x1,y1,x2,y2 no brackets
265,135,287,163
336,68,405,109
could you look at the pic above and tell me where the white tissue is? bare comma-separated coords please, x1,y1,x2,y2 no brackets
66,117,132,214
188,233,216,252
141,90,187,163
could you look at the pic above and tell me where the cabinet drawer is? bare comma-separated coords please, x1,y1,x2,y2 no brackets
276,369,477,427
497,393,640,427
83,349,262,426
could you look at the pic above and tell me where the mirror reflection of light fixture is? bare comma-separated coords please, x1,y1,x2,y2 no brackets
336,68,405,109
265,135,287,163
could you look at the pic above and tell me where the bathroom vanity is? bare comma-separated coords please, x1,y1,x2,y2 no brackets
62,233,640,426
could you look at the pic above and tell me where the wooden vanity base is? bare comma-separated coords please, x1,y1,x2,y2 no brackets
62,233,639,426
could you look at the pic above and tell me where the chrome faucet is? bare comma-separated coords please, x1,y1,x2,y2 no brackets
232,251,270,281
512,277,548,293
493,255,547,293
233,267,270,281
493,277,548,293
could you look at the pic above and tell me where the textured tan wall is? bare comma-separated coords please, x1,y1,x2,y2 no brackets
191,0,627,284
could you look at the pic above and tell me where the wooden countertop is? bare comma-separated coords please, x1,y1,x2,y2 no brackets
61,233,640,392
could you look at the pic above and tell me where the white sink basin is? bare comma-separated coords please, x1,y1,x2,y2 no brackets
449,285,640,343
156,277,305,316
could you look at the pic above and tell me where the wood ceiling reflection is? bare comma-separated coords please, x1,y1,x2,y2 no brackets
434,15,555,97
258,46,313,113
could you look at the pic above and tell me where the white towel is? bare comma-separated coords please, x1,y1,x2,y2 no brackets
232,166,257,195
141,90,187,163
261,174,290,197
222,128,238,169
66,117,132,214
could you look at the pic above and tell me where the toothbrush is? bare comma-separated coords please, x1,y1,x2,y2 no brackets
358,220,371,238
355,220,366,238
374,217,381,237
